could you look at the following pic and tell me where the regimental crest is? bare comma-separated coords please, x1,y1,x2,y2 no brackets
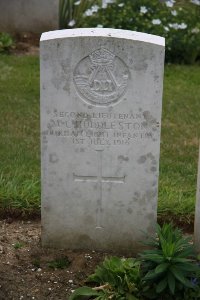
73,47,129,106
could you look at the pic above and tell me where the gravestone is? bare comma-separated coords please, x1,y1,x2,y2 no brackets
40,28,165,253
195,143,200,250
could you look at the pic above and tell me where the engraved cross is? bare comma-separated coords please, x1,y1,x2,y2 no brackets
73,150,125,229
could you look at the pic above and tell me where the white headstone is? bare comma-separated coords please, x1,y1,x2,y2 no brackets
40,28,165,253
195,142,200,250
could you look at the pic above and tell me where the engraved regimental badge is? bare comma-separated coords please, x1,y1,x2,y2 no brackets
73,47,129,106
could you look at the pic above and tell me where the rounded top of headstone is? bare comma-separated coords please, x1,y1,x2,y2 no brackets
40,28,165,47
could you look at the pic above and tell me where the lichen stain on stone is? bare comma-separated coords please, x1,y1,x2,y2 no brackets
49,153,59,163
137,155,146,164
141,121,148,128
127,207,133,214
43,205,51,212
151,204,157,211
135,210,143,217
146,152,153,159
154,75,159,81
131,192,140,203
61,59,71,93
146,212,156,221
51,75,65,90
42,132,48,140
61,59,71,74
50,170,57,175
137,152,157,172
143,111,156,126
63,83,70,93
146,189,157,200
118,155,129,162
134,62,148,71
116,201,125,207
152,180,157,187
134,191,140,197
138,196,147,206
42,53,49,61
150,166,157,172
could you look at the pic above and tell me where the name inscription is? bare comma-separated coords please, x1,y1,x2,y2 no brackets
43,110,159,146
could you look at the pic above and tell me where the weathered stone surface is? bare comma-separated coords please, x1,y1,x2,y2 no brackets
40,28,165,253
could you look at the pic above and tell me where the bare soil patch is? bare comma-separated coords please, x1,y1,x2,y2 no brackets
0,219,106,300
11,32,40,56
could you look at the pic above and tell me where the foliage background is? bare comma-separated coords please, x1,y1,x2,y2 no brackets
61,0,200,64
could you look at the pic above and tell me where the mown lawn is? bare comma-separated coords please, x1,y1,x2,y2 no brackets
0,55,40,211
0,54,200,219
159,65,200,219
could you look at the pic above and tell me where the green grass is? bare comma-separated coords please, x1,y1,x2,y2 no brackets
0,54,200,220
0,55,40,211
159,65,200,219
47,256,70,269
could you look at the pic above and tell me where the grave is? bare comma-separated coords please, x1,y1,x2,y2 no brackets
40,28,165,253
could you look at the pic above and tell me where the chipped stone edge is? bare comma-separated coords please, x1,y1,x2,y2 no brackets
40,28,165,47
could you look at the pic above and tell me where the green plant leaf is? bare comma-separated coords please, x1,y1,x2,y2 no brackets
174,262,199,272
140,253,164,264
156,277,168,293
155,263,169,274
171,257,193,263
178,248,195,258
143,270,160,281
170,266,192,288
69,286,100,300
47,256,70,269
167,271,175,295
126,293,139,300
86,256,141,298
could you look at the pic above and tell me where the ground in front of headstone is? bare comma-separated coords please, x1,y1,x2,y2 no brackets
0,218,194,299
0,219,105,300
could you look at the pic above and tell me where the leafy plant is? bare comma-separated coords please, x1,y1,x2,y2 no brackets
69,256,142,300
32,257,41,268
82,0,200,64
59,0,100,29
0,32,14,53
140,223,200,299
13,242,23,249
47,256,70,269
